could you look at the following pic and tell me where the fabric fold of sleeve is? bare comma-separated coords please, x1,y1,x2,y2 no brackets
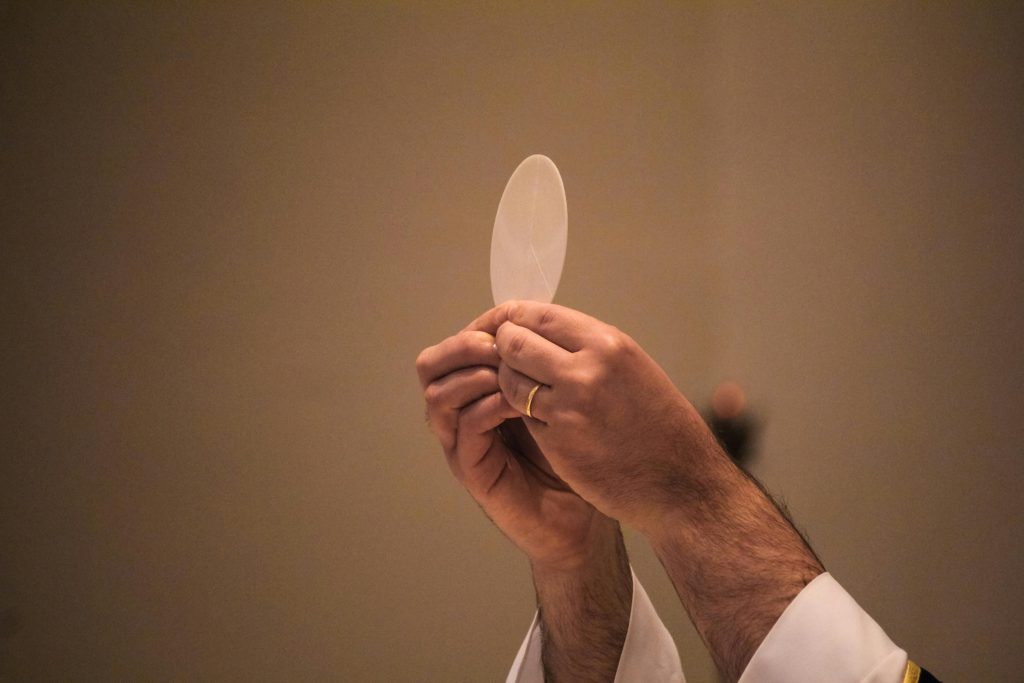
507,569,912,683
738,572,908,683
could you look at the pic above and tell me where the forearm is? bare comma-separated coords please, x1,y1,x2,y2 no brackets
531,515,632,683
648,444,824,682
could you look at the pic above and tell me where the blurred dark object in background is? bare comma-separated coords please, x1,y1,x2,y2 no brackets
704,381,759,468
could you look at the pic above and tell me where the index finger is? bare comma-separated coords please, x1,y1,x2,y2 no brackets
416,330,499,389
465,300,596,353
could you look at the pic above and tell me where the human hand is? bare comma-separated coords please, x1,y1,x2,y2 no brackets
416,329,619,572
469,302,825,681
469,301,729,534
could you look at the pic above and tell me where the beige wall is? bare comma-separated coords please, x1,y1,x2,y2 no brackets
2,3,1021,680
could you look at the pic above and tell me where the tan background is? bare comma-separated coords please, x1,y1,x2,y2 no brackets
2,3,1022,681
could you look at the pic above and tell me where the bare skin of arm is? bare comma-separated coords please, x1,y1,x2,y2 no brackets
416,331,629,682
470,301,824,682
648,453,823,681
531,514,631,682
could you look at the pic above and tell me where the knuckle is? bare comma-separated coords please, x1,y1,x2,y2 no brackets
423,382,444,407
502,328,528,358
505,300,524,323
566,363,608,412
571,364,598,390
538,306,558,330
482,366,501,390
573,354,609,388
414,347,433,378
456,404,479,434
590,326,637,365
594,328,625,355
451,332,472,356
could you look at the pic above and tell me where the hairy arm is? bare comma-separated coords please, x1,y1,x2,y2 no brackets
416,329,633,681
531,514,632,683
468,301,823,682
647,441,823,682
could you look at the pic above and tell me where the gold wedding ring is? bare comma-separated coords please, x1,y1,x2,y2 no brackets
525,383,542,419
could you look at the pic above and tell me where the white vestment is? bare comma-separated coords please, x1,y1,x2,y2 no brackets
505,571,908,683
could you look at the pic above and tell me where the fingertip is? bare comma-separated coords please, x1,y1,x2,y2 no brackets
503,299,528,325
464,330,500,365
465,299,535,334
463,303,506,334
414,345,436,386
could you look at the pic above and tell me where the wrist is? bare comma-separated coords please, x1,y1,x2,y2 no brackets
530,512,624,578
530,514,633,682
641,458,824,681
634,430,742,541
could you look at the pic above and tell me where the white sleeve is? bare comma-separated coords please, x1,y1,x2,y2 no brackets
738,572,909,683
505,568,685,683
